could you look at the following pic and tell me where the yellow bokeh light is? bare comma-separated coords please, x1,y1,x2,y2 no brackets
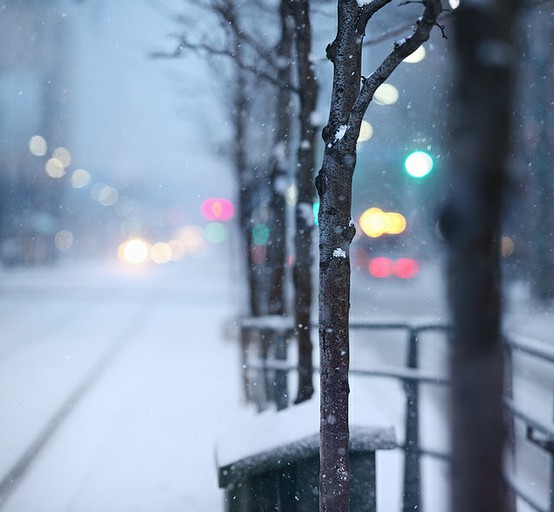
387,212,407,234
29,135,47,156
359,208,406,238
357,120,374,143
118,239,151,265
359,208,386,238
175,226,204,249
403,45,426,64
150,242,172,264
71,169,91,189
52,147,72,167
45,158,65,179
374,84,399,106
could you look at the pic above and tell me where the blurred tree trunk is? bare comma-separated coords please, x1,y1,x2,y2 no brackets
316,1,441,509
266,0,294,411
291,0,317,405
440,0,517,510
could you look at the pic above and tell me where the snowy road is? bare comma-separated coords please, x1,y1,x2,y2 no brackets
0,253,551,511
0,254,243,512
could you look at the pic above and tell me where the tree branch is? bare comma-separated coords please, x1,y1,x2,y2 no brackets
349,0,443,133
150,36,298,93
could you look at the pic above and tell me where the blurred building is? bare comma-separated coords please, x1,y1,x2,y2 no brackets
0,0,71,265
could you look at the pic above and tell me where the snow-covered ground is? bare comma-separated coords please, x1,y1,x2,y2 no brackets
0,254,552,511
0,251,244,511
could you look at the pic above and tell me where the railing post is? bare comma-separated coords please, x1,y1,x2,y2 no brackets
273,330,289,411
240,323,254,404
255,328,270,412
402,328,421,512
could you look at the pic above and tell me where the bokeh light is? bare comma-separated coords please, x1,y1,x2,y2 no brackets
252,224,270,245
150,242,172,264
45,158,65,178
394,258,419,279
54,230,74,251
174,225,208,256
369,257,394,278
91,183,119,206
201,198,234,221
52,147,71,167
29,135,47,156
501,235,515,257
357,120,374,143
404,150,434,178
204,222,227,243
359,208,406,238
251,244,267,265
97,185,119,206
118,239,151,265
313,202,320,226
374,84,399,106
403,45,426,64
71,169,91,189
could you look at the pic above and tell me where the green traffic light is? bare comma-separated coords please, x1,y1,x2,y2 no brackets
404,150,434,178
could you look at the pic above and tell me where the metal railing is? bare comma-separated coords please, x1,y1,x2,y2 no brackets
240,317,554,512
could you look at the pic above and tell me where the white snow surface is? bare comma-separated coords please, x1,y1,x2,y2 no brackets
0,255,551,512
216,394,395,469
0,253,243,512
333,248,347,258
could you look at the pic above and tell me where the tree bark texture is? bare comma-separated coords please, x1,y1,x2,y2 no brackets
291,0,317,405
316,1,441,510
440,1,517,511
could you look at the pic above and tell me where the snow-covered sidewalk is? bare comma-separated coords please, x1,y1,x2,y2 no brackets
0,254,243,512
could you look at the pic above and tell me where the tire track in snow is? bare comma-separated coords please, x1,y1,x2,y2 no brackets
0,304,151,507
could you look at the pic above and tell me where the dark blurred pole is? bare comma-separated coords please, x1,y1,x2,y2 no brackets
266,0,294,411
291,0,317,405
528,10,554,301
440,0,517,510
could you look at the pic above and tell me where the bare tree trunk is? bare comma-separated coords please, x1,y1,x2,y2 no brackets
440,0,517,510
291,0,317,405
266,0,294,411
267,0,292,322
316,1,441,509
316,4,368,508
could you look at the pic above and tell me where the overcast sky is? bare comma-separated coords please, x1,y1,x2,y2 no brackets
68,0,234,206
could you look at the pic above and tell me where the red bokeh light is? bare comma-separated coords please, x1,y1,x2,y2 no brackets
201,198,234,221
368,257,394,278
394,258,419,279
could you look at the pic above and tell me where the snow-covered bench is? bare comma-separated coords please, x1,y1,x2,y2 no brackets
215,398,395,511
